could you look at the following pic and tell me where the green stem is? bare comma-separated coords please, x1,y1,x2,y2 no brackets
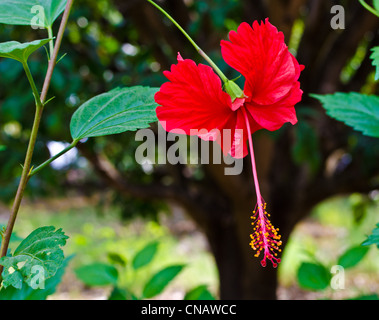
47,26,55,60
359,0,379,17
146,0,228,83
22,62,43,109
0,0,75,282
29,140,79,178
0,103,44,263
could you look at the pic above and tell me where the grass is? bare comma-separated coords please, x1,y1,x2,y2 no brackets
1,192,378,300
4,198,218,299
278,193,379,299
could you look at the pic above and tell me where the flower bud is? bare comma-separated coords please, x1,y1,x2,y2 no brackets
224,80,245,101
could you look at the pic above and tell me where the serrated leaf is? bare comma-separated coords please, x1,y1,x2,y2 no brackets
311,92,379,138
184,285,216,300
362,223,379,248
143,265,185,298
297,262,331,291
337,245,370,269
0,38,53,64
370,47,379,81
132,241,158,270
0,226,68,289
0,256,73,300
70,86,159,140
75,263,118,286
0,0,67,28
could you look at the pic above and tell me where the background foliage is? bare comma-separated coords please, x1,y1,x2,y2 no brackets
0,0,378,300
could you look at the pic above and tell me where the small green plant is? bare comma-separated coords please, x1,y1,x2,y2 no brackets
0,0,159,297
296,243,377,299
312,1,379,139
363,223,379,248
308,2,379,300
74,241,215,300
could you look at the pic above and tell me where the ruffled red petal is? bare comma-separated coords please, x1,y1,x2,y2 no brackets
221,19,303,106
215,109,262,158
155,56,234,136
245,82,302,131
155,55,257,157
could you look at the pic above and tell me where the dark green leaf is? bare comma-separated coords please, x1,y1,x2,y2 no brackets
108,286,137,300
362,223,379,248
107,252,127,267
132,241,158,270
311,93,379,138
75,263,118,286
0,0,67,28
70,86,159,140
184,285,216,300
0,226,68,289
143,265,185,298
0,256,73,300
108,287,127,300
297,262,331,291
0,39,53,64
337,246,370,269
371,46,379,80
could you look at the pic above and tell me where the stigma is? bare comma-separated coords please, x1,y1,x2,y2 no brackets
249,201,282,268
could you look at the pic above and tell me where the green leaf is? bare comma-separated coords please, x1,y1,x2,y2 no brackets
0,38,53,64
108,286,137,300
370,46,379,81
297,262,331,291
347,294,379,300
142,265,185,299
70,86,159,140
107,252,127,268
184,285,216,300
108,287,127,300
132,241,158,270
362,223,379,248
337,246,370,269
374,0,379,12
0,0,67,28
0,256,73,300
311,92,379,138
0,226,68,289
75,263,118,286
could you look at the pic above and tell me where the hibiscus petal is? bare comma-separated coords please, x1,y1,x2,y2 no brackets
221,19,302,106
216,108,262,158
155,55,238,147
246,82,302,131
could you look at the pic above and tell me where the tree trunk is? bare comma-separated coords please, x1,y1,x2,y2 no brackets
102,0,379,300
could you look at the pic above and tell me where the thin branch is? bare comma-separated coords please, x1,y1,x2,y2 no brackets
29,140,79,178
0,0,75,279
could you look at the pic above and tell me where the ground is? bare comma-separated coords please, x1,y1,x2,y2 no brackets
0,193,378,300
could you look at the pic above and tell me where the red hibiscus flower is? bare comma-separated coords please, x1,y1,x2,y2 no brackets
155,19,304,267
156,19,303,158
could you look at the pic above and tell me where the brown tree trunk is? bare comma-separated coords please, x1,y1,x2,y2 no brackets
101,0,379,299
